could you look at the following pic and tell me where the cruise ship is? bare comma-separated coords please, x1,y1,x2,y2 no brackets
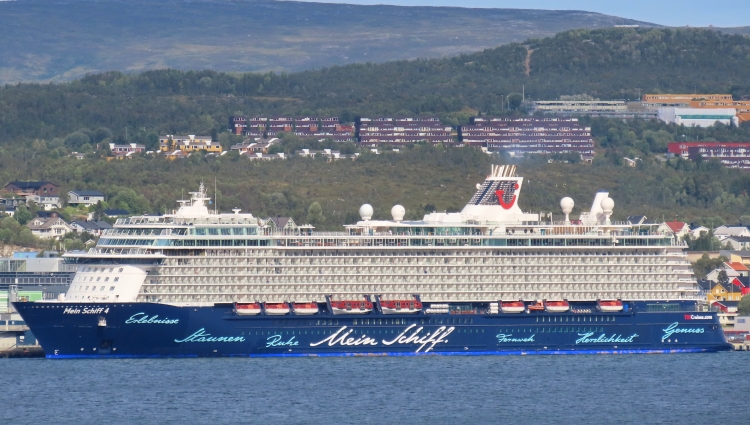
13,165,731,357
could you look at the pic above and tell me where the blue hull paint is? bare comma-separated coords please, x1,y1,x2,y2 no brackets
13,301,733,359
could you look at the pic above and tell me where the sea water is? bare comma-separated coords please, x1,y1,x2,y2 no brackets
1,352,747,424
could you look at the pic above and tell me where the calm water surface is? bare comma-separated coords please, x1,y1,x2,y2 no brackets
1,352,748,424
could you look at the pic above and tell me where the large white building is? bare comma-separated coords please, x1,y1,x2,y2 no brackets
657,107,739,127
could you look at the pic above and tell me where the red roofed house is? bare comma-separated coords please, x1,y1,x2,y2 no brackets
725,262,749,277
657,221,690,238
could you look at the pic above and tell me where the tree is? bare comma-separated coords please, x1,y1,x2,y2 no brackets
93,127,113,143
717,270,729,289
507,93,523,110
64,131,92,150
267,143,285,155
306,202,325,227
92,200,105,222
683,230,723,251
13,205,33,225
110,189,151,214
739,295,750,316
692,254,728,280
145,133,159,151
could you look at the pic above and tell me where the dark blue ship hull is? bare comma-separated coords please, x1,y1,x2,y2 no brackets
12,301,732,358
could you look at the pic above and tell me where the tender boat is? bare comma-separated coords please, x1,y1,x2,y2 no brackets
380,300,422,314
500,301,525,314
330,300,373,315
292,302,319,315
544,300,570,313
597,299,624,312
265,302,290,315
235,302,261,315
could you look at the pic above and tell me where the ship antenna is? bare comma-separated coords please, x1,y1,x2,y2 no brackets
214,177,218,214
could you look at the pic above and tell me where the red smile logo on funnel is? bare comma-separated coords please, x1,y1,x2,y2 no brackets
495,183,519,210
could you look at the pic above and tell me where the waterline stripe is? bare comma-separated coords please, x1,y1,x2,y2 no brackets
47,347,717,359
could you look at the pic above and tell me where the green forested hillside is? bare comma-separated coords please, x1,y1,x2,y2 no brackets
1,27,750,232
1,27,749,146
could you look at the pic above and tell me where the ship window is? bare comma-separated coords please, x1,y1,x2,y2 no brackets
114,278,119,282
96,277,101,282
109,287,115,291
85,286,89,290
100,286,105,291
105,277,109,282
119,268,123,272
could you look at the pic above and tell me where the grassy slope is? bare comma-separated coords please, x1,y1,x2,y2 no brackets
0,0,653,84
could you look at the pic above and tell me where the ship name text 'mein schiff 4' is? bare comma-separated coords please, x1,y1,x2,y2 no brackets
14,165,731,357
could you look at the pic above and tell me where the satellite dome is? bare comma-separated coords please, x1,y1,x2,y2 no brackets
601,197,615,212
560,197,574,214
359,204,373,221
391,205,405,221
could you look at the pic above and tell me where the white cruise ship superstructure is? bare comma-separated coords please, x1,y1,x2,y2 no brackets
13,165,730,358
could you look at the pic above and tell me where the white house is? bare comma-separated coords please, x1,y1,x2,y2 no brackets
724,236,750,251
25,195,61,211
657,221,690,238
26,216,71,240
68,190,105,207
713,225,750,241
689,224,709,239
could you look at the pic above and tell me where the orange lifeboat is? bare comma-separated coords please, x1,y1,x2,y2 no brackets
597,299,623,312
544,300,570,313
330,300,373,315
500,301,525,314
265,302,290,315
292,302,319,315
380,300,422,314
235,302,261,315
527,301,545,312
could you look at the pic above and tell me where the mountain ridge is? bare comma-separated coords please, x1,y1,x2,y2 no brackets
0,0,656,84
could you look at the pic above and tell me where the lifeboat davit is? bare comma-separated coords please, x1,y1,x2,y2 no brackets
544,300,570,313
235,302,261,315
330,300,373,315
265,302,290,315
380,300,422,314
597,299,624,312
500,301,525,314
293,302,319,315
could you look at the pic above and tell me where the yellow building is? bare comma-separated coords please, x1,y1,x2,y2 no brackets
159,135,222,153
707,282,744,302
642,94,733,107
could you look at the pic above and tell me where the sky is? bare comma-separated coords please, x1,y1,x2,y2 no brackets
292,0,749,27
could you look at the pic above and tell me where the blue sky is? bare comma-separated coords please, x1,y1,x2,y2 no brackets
292,1,749,27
